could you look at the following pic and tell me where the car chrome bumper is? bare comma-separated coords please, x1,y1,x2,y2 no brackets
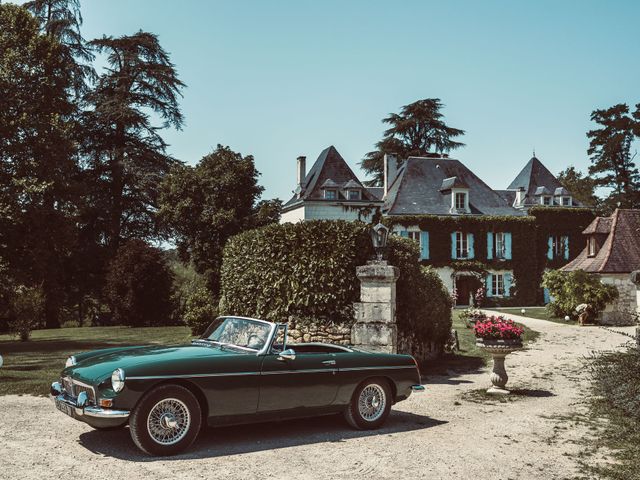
411,384,425,392
50,382,130,419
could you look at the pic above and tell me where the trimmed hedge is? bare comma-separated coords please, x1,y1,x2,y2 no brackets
387,236,453,345
219,220,452,348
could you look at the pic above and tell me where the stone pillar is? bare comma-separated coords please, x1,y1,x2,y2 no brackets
351,260,400,353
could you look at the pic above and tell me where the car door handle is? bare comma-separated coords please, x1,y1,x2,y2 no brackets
322,360,336,366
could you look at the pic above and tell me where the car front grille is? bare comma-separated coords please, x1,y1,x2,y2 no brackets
61,376,96,404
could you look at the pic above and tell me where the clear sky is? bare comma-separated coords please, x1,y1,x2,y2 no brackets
45,1,640,201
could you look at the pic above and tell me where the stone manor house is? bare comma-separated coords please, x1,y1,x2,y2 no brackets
281,146,593,306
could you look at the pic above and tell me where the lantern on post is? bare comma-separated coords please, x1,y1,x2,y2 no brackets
371,223,390,261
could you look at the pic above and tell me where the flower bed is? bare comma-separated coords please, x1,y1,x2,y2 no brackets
474,316,524,340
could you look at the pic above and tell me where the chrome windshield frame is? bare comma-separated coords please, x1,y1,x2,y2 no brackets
198,316,277,355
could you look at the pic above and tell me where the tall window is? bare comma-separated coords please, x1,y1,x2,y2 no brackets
324,189,337,200
495,232,506,259
551,235,568,259
455,192,466,210
456,232,469,258
588,237,597,257
492,274,505,296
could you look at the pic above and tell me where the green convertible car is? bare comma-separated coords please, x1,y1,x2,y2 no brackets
51,316,424,456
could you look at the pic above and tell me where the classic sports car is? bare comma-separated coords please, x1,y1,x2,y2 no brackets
51,316,424,456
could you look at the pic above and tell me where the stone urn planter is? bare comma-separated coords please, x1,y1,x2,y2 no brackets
474,317,525,395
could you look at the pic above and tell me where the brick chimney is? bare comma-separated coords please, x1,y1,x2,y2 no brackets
384,153,398,195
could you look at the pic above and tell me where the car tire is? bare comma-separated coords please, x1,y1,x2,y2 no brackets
129,384,202,456
344,378,392,430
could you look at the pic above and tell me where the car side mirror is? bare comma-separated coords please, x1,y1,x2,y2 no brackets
277,348,296,361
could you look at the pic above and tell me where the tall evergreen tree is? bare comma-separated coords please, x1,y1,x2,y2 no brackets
24,0,94,97
0,3,79,327
587,104,640,209
84,31,185,252
361,99,465,185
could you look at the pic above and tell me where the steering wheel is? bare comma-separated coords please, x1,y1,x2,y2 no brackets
247,334,264,349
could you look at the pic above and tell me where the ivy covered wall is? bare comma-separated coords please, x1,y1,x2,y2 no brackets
384,208,595,306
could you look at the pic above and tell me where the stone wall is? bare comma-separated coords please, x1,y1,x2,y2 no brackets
599,273,639,325
287,316,351,345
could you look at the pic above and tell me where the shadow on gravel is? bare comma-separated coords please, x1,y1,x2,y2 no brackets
78,410,446,461
510,388,555,398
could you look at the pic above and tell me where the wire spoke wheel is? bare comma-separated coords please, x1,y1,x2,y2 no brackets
146,398,191,446
357,383,386,422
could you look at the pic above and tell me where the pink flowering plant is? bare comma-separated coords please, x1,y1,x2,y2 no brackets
474,316,524,341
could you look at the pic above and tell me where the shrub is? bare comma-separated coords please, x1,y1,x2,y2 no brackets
542,269,618,319
387,236,453,346
184,286,218,336
8,285,45,341
590,346,640,423
104,240,175,327
220,220,453,349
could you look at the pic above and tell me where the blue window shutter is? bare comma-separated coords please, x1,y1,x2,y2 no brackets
486,273,493,297
504,273,512,297
505,232,512,260
487,232,494,260
451,232,457,259
563,236,569,259
547,236,553,260
420,231,429,260
468,233,475,259
399,230,408,238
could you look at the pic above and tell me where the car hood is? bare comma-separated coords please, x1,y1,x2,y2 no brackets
63,343,251,385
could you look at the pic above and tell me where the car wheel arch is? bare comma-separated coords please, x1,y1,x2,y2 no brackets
352,376,396,403
133,379,209,424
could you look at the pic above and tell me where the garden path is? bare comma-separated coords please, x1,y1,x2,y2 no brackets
0,314,635,480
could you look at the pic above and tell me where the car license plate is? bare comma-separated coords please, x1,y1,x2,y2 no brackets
55,398,75,418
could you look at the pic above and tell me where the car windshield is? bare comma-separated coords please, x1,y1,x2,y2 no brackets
199,317,272,352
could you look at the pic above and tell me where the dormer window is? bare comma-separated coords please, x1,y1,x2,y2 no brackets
542,196,551,205
587,237,597,257
347,189,361,200
440,176,470,214
562,196,572,206
324,189,337,200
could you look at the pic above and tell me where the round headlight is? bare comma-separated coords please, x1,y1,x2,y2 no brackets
65,356,76,368
111,368,126,393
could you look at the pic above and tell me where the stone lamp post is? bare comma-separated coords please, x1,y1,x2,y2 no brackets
351,223,399,354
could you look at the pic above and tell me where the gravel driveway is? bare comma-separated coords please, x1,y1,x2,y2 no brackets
0,314,634,480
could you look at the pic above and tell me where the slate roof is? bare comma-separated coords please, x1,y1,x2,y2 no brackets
383,156,525,216
562,209,640,273
366,187,384,200
506,156,583,207
283,146,381,210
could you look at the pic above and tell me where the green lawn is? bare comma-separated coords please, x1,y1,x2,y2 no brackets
0,326,192,396
424,310,541,376
485,306,569,324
